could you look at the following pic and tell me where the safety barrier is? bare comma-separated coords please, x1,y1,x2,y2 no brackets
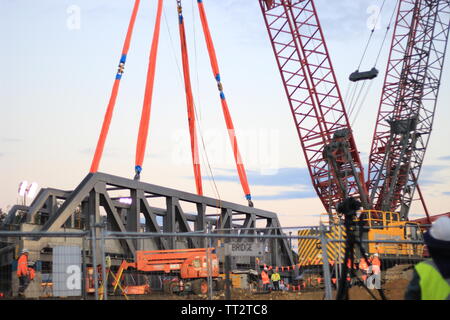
0,223,427,300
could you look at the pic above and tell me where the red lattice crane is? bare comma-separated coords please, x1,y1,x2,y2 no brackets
368,0,450,219
259,0,450,220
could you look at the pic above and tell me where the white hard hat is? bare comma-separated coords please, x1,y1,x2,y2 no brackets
430,216,450,241
374,253,379,257
21,249,29,254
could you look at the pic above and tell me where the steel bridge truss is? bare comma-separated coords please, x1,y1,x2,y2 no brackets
2,172,294,266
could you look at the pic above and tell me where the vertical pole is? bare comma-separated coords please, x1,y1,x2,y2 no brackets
90,215,99,300
337,223,342,289
224,252,231,300
320,224,333,300
100,223,108,300
206,225,213,300
82,236,87,300
289,231,292,250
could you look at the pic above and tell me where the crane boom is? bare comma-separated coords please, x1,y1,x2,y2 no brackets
368,0,450,219
259,0,370,213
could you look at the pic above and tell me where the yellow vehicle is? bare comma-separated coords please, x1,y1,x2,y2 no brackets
297,210,424,267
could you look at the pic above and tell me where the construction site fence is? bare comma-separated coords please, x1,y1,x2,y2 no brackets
0,224,428,300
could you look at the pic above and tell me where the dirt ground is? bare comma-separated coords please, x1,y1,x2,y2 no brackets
119,279,410,300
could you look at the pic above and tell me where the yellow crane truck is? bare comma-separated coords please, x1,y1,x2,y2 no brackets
297,210,424,269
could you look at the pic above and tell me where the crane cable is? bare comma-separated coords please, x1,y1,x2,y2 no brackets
177,0,203,196
188,0,223,213
356,0,387,71
188,0,224,224
134,0,164,180
349,0,399,125
90,0,141,173
162,6,222,204
345,0,386,110
197,0,253,207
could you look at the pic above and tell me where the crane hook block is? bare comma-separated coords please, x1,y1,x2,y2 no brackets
349,67,379,82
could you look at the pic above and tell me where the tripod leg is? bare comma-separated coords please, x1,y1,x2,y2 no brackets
336,236,351,300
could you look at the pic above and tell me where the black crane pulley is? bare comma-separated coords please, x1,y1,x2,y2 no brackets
349,67,379,82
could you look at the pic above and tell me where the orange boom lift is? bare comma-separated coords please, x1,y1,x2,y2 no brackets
112,248,223,296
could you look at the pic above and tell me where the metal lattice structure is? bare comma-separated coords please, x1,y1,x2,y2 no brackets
259,0,369,213
260,0,450,220
368,0,450,218
1,172,294,267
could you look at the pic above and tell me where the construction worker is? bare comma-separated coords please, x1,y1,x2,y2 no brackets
261,268,270,291
405,216,450,300
271,270,281,291
359,254,369,280
28,262,36,281
17,249,30,296
370,253,381,275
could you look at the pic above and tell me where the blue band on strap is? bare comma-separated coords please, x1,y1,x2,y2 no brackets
215,74,221,82
245,194,252,201
220,92,225,100
135,165,142,174
120,54,127,64
116,74,122,80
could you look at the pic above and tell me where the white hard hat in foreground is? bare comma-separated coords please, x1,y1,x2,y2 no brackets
430,216,450,242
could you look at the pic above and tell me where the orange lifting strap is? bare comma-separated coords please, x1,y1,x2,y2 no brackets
134,0,164,180
90,0,141,173
197,0,253,205
177,1,203,196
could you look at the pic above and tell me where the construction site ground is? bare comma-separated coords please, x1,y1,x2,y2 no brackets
110,265,414,301
113,264,412,300
107,279,408,301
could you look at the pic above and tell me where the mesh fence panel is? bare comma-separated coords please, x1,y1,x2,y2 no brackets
0,225,428,300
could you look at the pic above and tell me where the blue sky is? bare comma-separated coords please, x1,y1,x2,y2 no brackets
1,0,449,226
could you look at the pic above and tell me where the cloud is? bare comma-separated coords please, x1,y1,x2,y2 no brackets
1,138,22,143
201,167,316,200
253,190,317,201
207,167,312,187
443,192,450,196
0,153,4,157
419,178,442,186
421,165,447,173
438,155,450,161
416,165,449,185
408,213,425,218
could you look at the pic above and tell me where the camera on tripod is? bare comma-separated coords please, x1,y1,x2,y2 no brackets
336,197,362,219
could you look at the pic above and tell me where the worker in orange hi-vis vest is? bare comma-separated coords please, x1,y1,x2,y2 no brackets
370,253,381,275
28,262,36,281
359,254,370,280
17,249,30,296
261,268,270,291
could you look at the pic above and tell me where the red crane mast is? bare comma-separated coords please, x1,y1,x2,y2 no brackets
259,0,370,214
368,0,450,219
260,0,450,220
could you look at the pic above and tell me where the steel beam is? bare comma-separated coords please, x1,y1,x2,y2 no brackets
2,172,294,266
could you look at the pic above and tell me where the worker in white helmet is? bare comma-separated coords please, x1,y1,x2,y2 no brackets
405,216,450,300
17,249,30,296
261,267,270,292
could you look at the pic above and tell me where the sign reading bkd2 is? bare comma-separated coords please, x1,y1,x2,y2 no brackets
225,242,264,257
52,246,82,297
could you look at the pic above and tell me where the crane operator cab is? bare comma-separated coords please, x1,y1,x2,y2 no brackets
349,67,379,82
